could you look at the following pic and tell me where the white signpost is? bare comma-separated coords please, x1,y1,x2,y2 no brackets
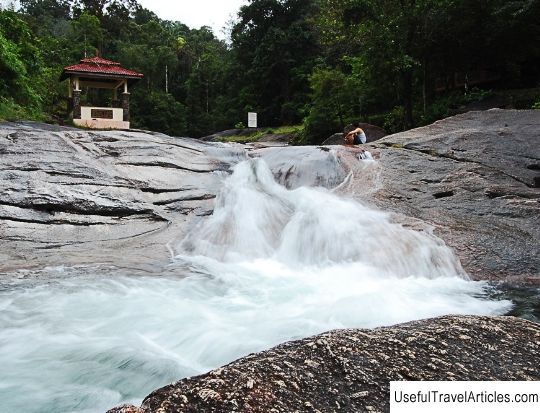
248,112,257,128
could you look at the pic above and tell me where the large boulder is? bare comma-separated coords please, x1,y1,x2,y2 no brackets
109,315,540,413
362,109,539,281
0,121,245,274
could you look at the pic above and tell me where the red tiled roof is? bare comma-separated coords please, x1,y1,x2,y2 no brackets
81,56,120,65
62,56,144,78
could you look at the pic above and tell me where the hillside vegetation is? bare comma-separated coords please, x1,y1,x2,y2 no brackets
1,0,539,142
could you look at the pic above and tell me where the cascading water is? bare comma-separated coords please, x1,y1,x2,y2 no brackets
179,158,464,277
0,157,512,413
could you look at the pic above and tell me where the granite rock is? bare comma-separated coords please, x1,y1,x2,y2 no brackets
112,315,540,413
1,109,538,282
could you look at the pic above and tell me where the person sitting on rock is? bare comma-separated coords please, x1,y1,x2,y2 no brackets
344,125,367,145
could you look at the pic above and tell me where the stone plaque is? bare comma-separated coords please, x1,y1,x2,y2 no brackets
91,109,113,119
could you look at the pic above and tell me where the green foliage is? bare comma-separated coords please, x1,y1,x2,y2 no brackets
0,10,45,109
316,0,540,133
131,90,187,136
230,0,321,126
218,125,303,143
71,11,103,51
20,0,72,19
1,0,539,139
0,97,46,121
532,99,540,110
463,88,493,104
303,64,368,143
234,121,245,129
421,88,493,125
383,106,406,134
182,27,233,136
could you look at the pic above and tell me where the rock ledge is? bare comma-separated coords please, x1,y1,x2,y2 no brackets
109,315,540,413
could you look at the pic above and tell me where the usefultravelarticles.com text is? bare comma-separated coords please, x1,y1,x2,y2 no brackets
390,381,540,412
394,389,537,403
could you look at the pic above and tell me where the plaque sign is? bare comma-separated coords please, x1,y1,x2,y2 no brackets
248,112,257,128
91,108,114,119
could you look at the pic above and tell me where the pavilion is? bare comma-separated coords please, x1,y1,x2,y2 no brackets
60,57,144,129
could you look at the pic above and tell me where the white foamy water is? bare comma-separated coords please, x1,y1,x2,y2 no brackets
0,158,512,412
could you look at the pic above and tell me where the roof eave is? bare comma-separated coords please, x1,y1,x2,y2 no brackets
60,70,144,82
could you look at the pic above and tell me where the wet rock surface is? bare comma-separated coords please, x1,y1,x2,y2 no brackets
110,315,540,413
1,110,538,281
252,110,539,282
0,122,244,274
362,109,540,282
0,122,338,275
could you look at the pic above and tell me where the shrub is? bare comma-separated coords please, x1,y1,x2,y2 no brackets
383,106,407,133
0,97,45,121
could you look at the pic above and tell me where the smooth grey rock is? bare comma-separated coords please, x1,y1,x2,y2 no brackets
322,132,346,145
1,109,538,281
122,315,540,413
364,109,539,281
0,122,246,274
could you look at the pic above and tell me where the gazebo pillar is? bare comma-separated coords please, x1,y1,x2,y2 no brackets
72,77,81,120
121,81,130,122
122,93,130,122
112,87,119,108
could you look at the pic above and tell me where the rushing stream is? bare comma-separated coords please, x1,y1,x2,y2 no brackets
0,158,516,412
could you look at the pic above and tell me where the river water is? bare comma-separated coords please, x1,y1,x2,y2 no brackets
0,158,516,412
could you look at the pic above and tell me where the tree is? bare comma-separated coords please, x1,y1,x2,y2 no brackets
317,0,540,129
182,27,232,136
0,10,45,107
131,89,187,135
231,0,321,126
71,10,104,55
19,0,72,19
303,67,353,143
75,0,108,18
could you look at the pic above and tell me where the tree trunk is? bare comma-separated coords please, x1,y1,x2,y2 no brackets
422,57,427,116
402,70,414,129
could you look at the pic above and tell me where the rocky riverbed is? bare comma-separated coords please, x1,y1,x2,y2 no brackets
1,109,538,281
1,109,539,413
110,315,540,413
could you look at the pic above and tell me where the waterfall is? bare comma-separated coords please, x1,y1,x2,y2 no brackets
0,158,512,413
179,158,465,279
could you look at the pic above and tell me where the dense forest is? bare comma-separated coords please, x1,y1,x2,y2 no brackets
1,0,539,143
